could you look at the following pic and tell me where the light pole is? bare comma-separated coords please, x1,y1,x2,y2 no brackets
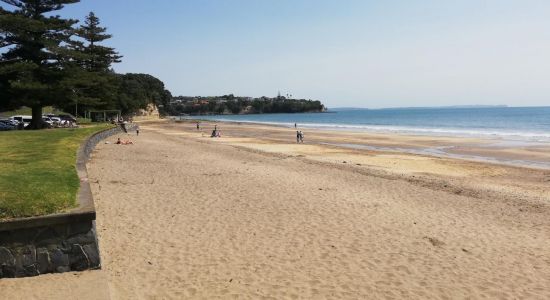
72,89,78,117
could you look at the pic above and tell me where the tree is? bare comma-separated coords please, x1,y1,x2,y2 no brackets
73,12,121,72
62,12,122,116
115,73,172,115
0,0,80,129
58,67,119,116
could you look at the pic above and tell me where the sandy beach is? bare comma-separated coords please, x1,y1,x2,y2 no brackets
2,120,550,299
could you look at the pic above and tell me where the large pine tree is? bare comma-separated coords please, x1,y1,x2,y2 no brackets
61,11,122,115
74,12,121,72
0,0,79,129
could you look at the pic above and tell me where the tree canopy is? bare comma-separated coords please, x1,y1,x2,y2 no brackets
168,96,325,116
116,73,172,115
0,3,170,127
71,12,121,72
0,0,80,128
58,11,122,115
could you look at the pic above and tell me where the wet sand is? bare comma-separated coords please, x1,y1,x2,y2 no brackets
2,120,549,299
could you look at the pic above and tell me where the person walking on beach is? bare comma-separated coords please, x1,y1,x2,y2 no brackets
136,125,140,136
196,122,200,130
296,131,300,143
294,123,297,128
299,131,304,143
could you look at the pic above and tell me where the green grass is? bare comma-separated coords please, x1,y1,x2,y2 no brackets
0,125,112,219
76,117,93,125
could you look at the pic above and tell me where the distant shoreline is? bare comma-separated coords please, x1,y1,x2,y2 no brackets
172,106,550,143
178,110,329,117
169,118,550,170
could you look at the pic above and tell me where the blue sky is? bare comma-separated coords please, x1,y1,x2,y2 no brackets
5,0,550,108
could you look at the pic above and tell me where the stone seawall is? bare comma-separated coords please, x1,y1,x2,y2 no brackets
0,124,135,278
83,124,136,158
0,221,99,277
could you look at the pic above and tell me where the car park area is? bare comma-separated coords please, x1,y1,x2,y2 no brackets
0,114,79,130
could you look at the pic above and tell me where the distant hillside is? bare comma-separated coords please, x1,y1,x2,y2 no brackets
167,94,326,115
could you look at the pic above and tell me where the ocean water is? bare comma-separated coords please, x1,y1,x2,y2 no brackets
181,106,550,142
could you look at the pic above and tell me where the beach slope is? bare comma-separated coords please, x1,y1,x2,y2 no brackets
2,123,549,299
90,126,550,298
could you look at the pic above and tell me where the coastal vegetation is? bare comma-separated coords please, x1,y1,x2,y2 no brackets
115,73,172,115
0,0,171,128
168,94,325,115
0,124,111,219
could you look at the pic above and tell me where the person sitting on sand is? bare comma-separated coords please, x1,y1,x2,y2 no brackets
116,138,133,145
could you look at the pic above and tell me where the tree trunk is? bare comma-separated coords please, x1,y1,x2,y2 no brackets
26,105,47,130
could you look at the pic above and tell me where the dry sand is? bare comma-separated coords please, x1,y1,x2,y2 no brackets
2,120,550,299
0,269,110,299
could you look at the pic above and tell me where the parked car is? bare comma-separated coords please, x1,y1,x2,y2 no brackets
9,115,32,128
43,114,62,126
58,114,77,123
49,116,62,124
0,121,15,131
42,116,54,126
1,119,19,127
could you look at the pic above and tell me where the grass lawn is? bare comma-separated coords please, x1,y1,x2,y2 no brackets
0,125,112,220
